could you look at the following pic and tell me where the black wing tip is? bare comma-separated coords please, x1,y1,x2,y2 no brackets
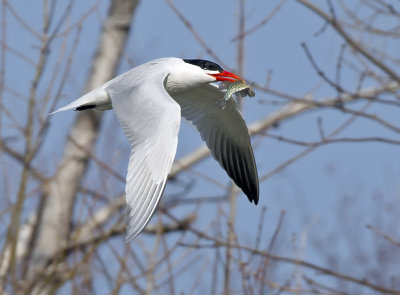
244,188,259,205
230,154,259,206
253,196,259,205
241,171,259,205
242,160,259,206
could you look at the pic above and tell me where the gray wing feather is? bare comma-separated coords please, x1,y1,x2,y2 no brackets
172,84,259,204
107,70,181,241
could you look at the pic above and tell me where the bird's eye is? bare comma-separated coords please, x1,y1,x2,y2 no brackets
184,59,223,73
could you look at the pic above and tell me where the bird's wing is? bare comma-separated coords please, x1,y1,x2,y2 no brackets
107,72,181,241
172,84,259,204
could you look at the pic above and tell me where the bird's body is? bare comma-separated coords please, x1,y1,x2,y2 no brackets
52,57,259,241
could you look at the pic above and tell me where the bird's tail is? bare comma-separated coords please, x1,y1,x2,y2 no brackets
49,87,111,115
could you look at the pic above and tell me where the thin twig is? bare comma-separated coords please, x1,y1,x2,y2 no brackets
296,0,400,84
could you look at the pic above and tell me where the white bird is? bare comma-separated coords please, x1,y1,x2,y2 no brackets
52,57,259,241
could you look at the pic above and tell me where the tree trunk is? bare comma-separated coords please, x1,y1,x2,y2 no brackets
26,0,140,293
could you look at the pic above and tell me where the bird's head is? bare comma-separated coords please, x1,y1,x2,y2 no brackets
165,58,244,94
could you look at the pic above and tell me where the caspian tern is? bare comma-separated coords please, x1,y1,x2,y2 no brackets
52,57,259,241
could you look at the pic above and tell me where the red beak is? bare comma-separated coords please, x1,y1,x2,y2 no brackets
208,70,244,82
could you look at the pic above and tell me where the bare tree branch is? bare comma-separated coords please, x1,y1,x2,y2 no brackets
296,0,400,84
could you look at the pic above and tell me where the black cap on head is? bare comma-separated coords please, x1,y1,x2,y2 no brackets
183,59,223,73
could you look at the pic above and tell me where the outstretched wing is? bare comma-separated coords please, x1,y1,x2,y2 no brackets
172,84,259,204
108,72,181,241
